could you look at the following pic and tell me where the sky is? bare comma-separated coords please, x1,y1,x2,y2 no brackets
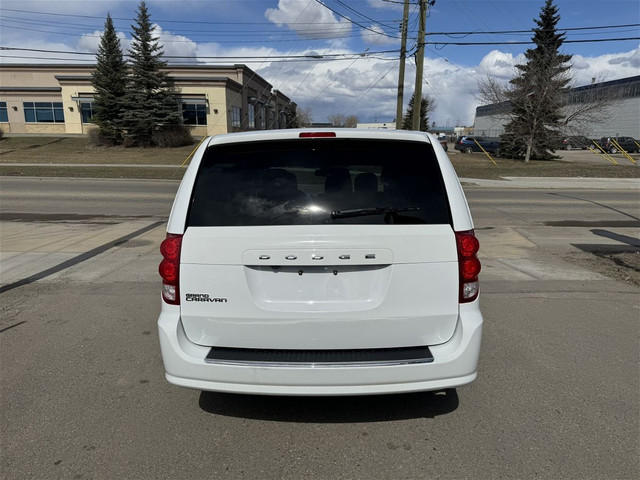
0,0,638,126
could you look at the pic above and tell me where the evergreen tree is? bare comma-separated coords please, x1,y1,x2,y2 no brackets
284,103,299,128
499,0,571,161
91,14,127,144
401,93,432,131
123,1,182,146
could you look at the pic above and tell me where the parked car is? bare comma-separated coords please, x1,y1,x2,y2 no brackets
454,136,500,153
439,139,448,151
158,129,483,396
559,135,592,150
597,136,640,154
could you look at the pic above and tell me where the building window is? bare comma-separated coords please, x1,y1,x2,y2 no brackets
23,102,65,123
80,102,94,123
0,102,8,122
231,106,241,127
248,104,255,128
182,103,207,126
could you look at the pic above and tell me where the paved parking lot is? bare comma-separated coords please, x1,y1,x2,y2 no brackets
1,178,638,479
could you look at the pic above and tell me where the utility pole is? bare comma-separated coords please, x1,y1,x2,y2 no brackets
411,0,427,131
395,0,410,130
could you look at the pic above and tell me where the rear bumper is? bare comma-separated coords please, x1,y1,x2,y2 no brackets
157,303,483,396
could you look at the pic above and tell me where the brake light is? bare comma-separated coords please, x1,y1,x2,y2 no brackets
299,132,336,138
159,233,183,305
455,230,481,303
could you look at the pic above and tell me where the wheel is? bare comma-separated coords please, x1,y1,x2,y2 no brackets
565,144,572,150
464,146,474,154
610,147,618,154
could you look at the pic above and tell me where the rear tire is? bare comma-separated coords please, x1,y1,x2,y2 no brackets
464,146,474,154
610,147,618,154
565,144,572,150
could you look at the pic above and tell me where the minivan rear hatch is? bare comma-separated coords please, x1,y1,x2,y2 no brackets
179,138,459,349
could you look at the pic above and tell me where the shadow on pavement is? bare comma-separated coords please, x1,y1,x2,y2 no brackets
590,229,640,247
199,389,459,423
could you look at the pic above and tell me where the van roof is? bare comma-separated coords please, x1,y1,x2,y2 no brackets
207,128,436,147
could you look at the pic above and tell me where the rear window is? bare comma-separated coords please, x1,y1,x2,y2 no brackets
187,138,451,226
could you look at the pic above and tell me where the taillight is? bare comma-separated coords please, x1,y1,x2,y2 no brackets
299,132,336,138
456,230,481,303
159,233,183,305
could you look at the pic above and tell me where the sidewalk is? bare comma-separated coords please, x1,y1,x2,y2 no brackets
460,176,640,190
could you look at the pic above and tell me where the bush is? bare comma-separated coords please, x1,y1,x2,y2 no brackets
88,127,121,147
151,125,194,148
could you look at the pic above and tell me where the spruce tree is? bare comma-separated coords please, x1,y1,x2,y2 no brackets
499,0,571,161
401,94,432,131
123,1,182,146
91,14,127,144
284,103,298,128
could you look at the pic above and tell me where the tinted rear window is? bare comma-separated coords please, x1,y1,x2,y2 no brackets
187,138,451,226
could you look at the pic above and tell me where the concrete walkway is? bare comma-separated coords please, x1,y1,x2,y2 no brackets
461,176,639,190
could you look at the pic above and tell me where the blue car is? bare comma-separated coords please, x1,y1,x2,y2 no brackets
454,136,500,154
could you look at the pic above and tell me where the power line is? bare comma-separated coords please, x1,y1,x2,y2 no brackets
0,45,402,60
426,23,640,36
0,23,393,44
332,0,388,27
0,14,390,37
311,0,399,39
425,37,640,46
2,6,636,43
339,59,401,118
0,54,388,65
0,7,393,26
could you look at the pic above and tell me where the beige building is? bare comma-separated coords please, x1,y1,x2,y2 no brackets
0,64,295,137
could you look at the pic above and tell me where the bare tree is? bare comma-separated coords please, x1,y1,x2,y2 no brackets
296,106,313,127
344,115,359,128
561,75,625,134
328,113,346,127
327,114,359,128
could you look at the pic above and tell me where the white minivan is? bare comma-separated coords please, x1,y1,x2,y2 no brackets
158,129,483,395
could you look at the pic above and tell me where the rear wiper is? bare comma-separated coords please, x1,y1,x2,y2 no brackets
330,206,420,220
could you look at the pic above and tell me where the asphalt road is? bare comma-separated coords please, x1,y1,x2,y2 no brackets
1,177,638,480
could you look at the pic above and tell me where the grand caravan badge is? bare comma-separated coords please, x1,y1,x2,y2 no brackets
186,293,228,303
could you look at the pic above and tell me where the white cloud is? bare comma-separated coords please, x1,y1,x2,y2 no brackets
77,31,127,55
476,50,523,79
360,24,399,47
570,55,590,70
1,5,637,129
191,44,638,127
567,46,640,87
75,24,198,63
265,0,352,40
608,46,640,69
153,25,199,61
366,0,404,12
